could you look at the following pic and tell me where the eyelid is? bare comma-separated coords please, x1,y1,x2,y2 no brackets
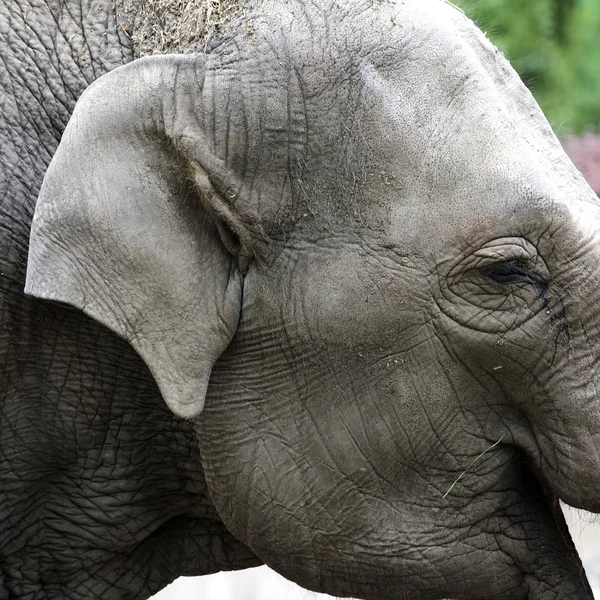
443,238,550,291
483,260,547,287
472,248,533,266
461,244,535,272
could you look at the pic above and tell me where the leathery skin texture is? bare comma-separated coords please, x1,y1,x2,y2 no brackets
4,0,600,599
0,2,259,599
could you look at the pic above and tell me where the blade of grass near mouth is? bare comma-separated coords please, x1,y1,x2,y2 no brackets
443,435,505,499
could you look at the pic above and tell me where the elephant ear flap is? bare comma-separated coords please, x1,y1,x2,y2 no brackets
25,57,243,420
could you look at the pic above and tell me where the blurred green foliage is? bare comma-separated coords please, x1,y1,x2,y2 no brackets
452,0,600,136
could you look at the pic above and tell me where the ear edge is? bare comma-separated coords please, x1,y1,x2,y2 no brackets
25,55,244,421
24,240,218,422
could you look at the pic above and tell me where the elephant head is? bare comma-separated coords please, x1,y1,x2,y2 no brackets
25,0,600,598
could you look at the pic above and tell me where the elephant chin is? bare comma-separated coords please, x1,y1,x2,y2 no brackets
540,479,577,551
526,461,589,578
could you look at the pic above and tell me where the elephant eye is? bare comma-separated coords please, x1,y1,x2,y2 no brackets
484,260,535,285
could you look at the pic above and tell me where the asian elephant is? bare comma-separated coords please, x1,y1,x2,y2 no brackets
1,0,599,598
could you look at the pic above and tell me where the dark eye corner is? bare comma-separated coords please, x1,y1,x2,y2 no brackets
484,260,537,285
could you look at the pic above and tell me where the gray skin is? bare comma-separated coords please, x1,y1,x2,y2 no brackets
3,0,600,598
0,2,259,599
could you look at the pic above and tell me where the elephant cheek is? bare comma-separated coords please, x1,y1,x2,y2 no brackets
436,306,600,513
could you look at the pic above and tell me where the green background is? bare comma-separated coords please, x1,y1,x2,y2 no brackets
452,0,600,136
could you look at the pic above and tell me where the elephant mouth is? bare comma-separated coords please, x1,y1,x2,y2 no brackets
547,487,575,552
532,464,588,574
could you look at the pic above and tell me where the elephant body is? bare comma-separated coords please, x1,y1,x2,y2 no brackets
1,1,599,599
0,3,258,599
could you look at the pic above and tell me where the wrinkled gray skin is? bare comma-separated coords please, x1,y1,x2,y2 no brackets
0,2,260,599
3,0,600,598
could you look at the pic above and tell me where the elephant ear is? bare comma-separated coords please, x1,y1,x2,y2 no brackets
25,56,248,420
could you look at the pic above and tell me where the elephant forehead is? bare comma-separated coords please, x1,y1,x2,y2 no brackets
346,16,547,191
191,0,596,243
315,3,598,252
238,2,574,224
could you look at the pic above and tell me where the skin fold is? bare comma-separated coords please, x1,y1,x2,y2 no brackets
2,0,599,598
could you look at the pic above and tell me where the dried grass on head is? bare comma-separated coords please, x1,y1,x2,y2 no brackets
113,0,244,56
